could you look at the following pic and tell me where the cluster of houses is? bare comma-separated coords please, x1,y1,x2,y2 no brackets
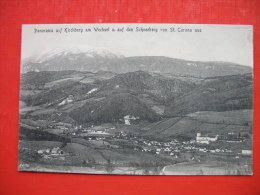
52,123,116,136
219,132,249,142
102,131,251,157
196,132,249,144
107,132,215,156
48,122,73,130
34,118,252,159
81,128,110,134
138,138,234,156
37,147,65,160
19,146,65,161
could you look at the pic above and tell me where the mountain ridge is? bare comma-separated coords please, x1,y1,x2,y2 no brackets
21,45,252,78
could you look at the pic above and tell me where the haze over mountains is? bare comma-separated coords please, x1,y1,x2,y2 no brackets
21,45,252,78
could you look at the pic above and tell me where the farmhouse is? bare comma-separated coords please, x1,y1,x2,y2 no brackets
242,150,252,155
124,115,140,125
38,149,50,154
58,95,74,106
124,115,131,125
196,133,218,144
51,147,64,155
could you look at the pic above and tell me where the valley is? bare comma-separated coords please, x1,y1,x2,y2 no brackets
19,67,253,175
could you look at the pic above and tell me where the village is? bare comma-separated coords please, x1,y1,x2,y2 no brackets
18,114,253,176
18,111,252,174
28,122,252,162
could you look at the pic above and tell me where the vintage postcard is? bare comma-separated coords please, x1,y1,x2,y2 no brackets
19,24,253,175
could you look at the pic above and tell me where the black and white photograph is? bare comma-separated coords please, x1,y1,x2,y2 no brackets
18,24,253,175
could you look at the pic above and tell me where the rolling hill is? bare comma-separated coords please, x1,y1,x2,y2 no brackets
69,93,161,124
164,73,253,116
20,70,252,127
21,71,196,123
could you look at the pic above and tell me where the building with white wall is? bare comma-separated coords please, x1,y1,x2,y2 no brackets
196,133,218,144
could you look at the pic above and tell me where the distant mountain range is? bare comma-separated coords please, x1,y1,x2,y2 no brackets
21,45,252,78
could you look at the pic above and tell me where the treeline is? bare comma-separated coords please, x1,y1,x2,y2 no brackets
20,126,71,143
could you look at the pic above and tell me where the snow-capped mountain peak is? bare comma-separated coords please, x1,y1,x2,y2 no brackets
55,45,123,58
23,44,124,63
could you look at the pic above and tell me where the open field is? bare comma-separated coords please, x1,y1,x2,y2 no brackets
138,109,252,140
187,110,252,125
19,102,41,114
45,77,85,88
98,148,165,164
162,161,252,175
19,140,62,149
18,164,148,175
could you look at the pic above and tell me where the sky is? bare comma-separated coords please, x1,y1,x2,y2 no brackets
21,24,253,67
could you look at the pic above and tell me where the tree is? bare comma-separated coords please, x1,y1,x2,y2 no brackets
142,168,149,175
105,159,115,173
25,95,33,105
198,169,204,175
